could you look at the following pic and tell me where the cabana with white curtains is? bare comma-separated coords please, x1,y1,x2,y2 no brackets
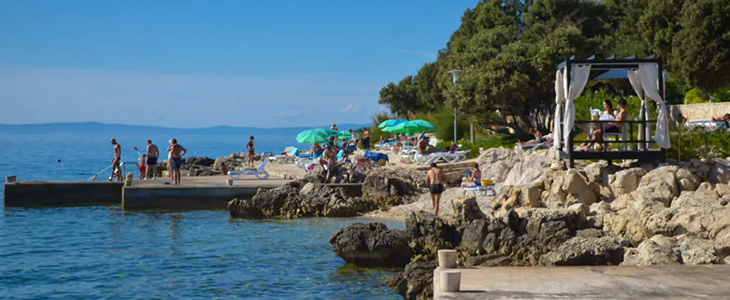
553,56,669,168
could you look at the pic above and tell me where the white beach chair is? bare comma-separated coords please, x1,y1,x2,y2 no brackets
463,183,497,197
445,150,470,162
228,158,270,180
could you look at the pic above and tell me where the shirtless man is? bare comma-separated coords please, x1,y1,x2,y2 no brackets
425,162,446,216
246,136,255,168
167,139,187,185
145,140,160,180
110,138,122,181
321,145,338,181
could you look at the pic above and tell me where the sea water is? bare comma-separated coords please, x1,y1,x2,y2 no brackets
0,132,402,299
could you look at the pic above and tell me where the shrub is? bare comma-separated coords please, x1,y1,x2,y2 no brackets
666,128,730,160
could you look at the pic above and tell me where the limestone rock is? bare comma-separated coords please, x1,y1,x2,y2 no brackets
708,160,730,184
328,222,413,268
503,154,551,186
542,236,627,266
637,165,680,198
362,167,424,208
477,147,519,183
322,197,374,217
451,195,486,223
675,236,723,265
385,260,436,300
562,169,597,206
608,167,647,196
621,238,680,266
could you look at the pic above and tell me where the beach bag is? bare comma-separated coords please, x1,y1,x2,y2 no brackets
481,179,493,186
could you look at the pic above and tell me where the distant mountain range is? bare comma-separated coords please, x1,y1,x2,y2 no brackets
0,122,372,135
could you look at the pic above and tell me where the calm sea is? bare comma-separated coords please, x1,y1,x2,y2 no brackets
0,132,401,299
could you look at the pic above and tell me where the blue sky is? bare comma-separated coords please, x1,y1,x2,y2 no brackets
0,0,474,128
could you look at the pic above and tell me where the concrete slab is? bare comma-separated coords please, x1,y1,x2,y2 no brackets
122,176,288,210
4,181,123,207
434,265,730,299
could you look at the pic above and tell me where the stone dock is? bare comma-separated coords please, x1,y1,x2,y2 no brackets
433,265,730,299
3,176,290,210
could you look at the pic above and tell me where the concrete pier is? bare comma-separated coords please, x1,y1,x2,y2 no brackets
4,176,288,209
433,265,730,299
4,181,123,207
122,176,287,210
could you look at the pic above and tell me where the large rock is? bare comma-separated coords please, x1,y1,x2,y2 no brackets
451,195,486,223
562,169,597,206
525,208,585,252
477,147,519,183
503,154,551,186
708,160,730,184
405,211,460,258
675,235,727,265
328,222,413,268
608,167,647,197
362,167,425,208
621,236,680,266
185,156,215,167
542,236,627,266
322,197,374,217
385,260,436,300
228,181,302,218
637,166,681,197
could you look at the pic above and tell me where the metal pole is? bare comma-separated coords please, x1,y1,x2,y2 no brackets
448,70,462,144
470,123,474,143
454,107,457,143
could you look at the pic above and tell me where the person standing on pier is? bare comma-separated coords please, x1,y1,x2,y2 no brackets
425,162,445,216
167,139,187,185
110,138,123,181
145,140,159,180
246,136,255,169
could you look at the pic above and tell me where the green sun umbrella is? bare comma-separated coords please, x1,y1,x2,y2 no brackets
383,119,436,133
296,129,331,144
338,130,353,139
377,119,408,128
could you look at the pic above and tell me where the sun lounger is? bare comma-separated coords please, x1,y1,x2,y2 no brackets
463,181,497,196
271,147,299,163
445,150,470,162
228,158,270,180
414,152,451,166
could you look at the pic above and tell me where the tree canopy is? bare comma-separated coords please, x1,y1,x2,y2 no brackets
376,0,730,136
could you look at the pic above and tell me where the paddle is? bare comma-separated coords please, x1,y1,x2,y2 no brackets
132,145,143,157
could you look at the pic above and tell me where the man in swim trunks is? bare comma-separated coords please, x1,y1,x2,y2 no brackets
145,140,160,180
246,136,255,169
425,162,446,216
110,138,122,181
167,139,187,185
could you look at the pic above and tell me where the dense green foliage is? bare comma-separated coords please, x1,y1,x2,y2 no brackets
435,135,519,159
666,128,730,160
376,0,730,141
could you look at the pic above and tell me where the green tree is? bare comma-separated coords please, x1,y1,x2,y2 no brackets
640,0,730,95
377,76,419,118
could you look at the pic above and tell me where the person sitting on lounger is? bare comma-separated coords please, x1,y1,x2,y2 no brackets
516,128,544,147
320,145,338,181
577,99,627,151
461,163,482,188
418,137,439,155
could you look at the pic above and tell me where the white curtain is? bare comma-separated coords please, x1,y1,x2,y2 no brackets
627,70,649,148
638,63,670,149
562,64,591,151
553,70,564,151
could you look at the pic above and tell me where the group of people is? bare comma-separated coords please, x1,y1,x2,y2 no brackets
109,138,187,185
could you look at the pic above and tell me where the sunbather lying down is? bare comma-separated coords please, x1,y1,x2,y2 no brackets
712,113,730,122
516,128,544,147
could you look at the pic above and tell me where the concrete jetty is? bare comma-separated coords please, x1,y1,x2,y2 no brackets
4,175,289,210
433,265,730,299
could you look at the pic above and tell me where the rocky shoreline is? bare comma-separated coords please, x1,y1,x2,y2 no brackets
221,147,730,300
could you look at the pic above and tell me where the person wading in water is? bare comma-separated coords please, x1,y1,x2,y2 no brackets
425,162,446,216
